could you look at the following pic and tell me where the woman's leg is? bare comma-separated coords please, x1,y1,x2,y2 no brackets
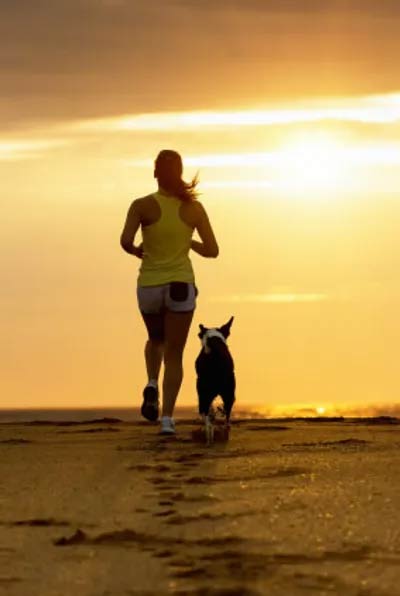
140,313,164,421
162,310,194,417
137,287,165,387
141,313,165,382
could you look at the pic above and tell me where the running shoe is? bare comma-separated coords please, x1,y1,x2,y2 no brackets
160,416,176,435
141,385,159,422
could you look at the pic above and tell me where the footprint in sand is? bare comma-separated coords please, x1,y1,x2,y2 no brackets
0,439,33,445
0,577,22,585
169,564,210,579
54,528,186,547
173,589,261,596
154,492,219,505
1,518,97,529
149,477,170,485
245,425,289,432
57,427,120,434
175,452,204,463
164,512,225,525
153,549,175,558
164,509,263,526
2,518,70,527
153,509,176,518
183,467,309,485
150,480,180,491
283,439,370,448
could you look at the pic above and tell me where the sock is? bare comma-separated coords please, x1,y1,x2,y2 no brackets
147,379,158,389
161,416,174,424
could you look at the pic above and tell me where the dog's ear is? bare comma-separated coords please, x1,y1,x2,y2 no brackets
219,316,234,338
198,324,207,338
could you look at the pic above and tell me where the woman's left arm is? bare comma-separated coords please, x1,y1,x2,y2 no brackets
120,199,143,258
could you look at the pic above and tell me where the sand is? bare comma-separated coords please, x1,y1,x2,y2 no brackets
1,417,400,596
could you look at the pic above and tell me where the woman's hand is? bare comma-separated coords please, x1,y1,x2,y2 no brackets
132,243,143,259
190,238,218,258
190,204,219,258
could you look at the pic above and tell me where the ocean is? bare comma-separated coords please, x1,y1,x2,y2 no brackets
0,407,197,424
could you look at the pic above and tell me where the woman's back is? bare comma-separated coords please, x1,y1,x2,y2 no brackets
138,190,195,287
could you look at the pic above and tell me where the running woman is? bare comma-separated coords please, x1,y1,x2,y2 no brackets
120,150,219,434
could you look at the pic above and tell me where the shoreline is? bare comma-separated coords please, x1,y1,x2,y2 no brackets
0,404,399,426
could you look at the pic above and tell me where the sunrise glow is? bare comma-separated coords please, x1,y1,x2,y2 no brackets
2,0,400,413
81,92,400,133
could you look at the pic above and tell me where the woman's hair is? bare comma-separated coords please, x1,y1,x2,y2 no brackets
154,150,199,202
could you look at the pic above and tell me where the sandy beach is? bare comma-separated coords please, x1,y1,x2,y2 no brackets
1,417,400,596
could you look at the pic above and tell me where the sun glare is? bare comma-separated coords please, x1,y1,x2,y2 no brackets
274,133,349,194
126,130,378,196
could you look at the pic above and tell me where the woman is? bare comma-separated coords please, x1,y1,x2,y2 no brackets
120,150,219,435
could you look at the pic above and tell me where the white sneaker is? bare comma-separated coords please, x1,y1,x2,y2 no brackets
160,416,176,435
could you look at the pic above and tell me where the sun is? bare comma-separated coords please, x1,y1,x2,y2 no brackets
274,132,349,195
316,406,326,415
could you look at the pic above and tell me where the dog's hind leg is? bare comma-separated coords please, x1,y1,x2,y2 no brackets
220,386,235,440
203,414,214,446
197,379,217,445
221,391,235,421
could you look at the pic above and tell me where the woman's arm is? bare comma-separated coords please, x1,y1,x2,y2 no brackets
191,202,219,258
120,200,143,258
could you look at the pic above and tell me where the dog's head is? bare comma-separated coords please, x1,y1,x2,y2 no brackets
198,316,234,353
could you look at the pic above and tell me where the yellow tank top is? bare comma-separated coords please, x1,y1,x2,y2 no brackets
137,191,195,287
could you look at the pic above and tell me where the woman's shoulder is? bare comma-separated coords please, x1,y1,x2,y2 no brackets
182,199,207,215
127,193,160,225
129,193,158,213
131,193,156,207
179,199,206,226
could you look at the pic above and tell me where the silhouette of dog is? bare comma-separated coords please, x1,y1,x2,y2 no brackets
195,317,235,443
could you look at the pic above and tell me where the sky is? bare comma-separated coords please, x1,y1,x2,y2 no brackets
2,0,400,415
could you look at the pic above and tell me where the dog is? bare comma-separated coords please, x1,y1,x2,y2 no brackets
195,316,235,444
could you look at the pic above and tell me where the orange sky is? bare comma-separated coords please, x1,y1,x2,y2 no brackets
2,1,400,414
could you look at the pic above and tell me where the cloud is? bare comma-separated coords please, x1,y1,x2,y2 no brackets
2,91,400,168
74,92,400,135
209,293,328,304
0,139,70,161
1,0,400,127
173,0,400,14
126,144,400,171
202,180,273,189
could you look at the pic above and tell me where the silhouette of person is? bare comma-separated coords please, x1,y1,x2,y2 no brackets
120,150,219,434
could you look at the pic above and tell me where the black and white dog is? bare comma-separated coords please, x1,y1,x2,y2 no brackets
195,316,235,443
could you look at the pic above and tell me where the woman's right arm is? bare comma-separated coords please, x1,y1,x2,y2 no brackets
120,199,143,258
191,202,219,258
